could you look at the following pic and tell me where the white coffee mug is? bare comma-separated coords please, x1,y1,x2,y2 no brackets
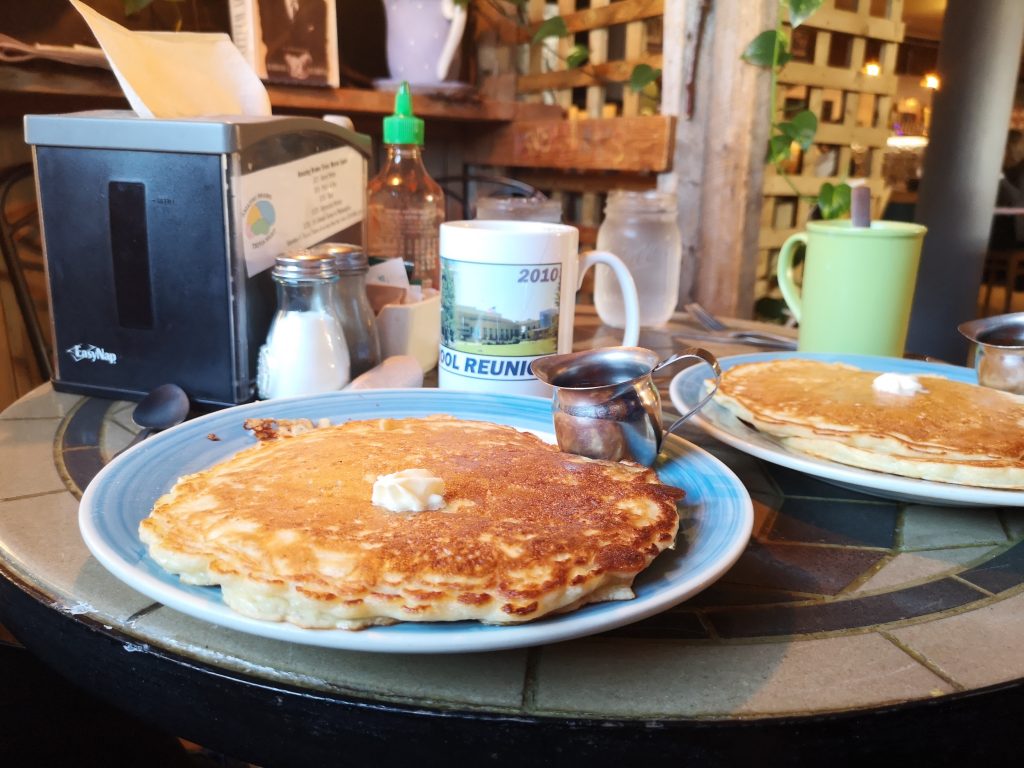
439,220,640,396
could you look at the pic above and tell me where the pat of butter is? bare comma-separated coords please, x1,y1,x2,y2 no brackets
371,469,445,513
872,372,925,395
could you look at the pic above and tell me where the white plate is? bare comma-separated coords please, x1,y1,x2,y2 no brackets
79,390,753,653
671,351,1024,507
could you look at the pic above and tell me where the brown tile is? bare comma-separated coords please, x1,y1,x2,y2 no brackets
890,591,1024,689
721,541,887,595
851,547,997,595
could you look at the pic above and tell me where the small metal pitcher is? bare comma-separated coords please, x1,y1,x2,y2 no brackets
958,312,1024,394
530,346,721,466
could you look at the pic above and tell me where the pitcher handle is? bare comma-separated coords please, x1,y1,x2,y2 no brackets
660,347,722,436
437,0,468,82
776,231,807,324
579,250,640,347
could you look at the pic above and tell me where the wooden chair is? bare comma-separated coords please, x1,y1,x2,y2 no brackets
0,162,51,381
981,247,1024,316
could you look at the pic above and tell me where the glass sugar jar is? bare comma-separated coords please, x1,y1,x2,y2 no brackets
257,249,351,400
313,242,382,379
594,190,686,328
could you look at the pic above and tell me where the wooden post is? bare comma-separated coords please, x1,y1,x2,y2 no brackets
667,0,774,317
906,0,1024,361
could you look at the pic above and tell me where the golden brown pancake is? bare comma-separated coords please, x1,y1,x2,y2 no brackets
713,359,1024,489
138,416,682,629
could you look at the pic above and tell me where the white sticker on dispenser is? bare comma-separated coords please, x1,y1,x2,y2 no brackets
239,145,364,276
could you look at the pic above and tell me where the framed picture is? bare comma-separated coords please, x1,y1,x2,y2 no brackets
229,0,340,88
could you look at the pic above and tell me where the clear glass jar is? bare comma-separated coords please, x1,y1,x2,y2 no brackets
594,190,686,328
313,243,382,378
475,193,562,223
257,250,350,399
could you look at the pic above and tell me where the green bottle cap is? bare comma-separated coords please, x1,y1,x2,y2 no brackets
382,81,424,145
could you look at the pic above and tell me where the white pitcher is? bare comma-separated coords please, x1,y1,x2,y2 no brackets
384,0,467,84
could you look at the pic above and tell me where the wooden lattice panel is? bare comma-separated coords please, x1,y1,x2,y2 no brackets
756,0,905,312
468,0,672,237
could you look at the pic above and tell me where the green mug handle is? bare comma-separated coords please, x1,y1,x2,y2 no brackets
776,232,808,324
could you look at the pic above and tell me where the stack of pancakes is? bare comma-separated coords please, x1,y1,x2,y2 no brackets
713,359,1024,489
139,416,682,629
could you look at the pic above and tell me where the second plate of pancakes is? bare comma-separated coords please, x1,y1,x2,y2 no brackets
79,389,754,653
671,351,1024,507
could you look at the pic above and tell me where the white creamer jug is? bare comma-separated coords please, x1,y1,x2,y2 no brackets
384,0,467,84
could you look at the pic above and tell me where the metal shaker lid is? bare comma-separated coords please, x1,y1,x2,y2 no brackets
272,249,338,280
312,242,368,273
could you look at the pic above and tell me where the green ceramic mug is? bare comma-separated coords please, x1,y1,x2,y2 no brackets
776,220,927,357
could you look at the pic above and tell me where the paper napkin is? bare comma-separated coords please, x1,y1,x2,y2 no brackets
70,0,271,118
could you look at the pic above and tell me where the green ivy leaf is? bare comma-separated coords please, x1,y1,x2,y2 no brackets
629,63,661,92
831,182,852,218
566,44,589,70
778,110,818,150
767,135,793,165
817,182,837,217
124,0,156,13
788,0,824,29
532,16,569,44
741,30,791,69
817,182,852,219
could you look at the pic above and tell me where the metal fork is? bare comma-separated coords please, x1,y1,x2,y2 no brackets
685,302,797,349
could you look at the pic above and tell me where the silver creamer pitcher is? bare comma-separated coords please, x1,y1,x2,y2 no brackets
531,346,721,466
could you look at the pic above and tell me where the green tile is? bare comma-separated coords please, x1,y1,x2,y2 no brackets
0,386,79,420
902,506,1007,549
531,634,952,718
131,608,529,711
0,419,65,497
0,493,153,622
1003,508,1024,540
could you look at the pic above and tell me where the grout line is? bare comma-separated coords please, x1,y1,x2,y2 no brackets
838,551,897,595
0,488,67,503
520,646,541,711
949,573,995,597
880,630,966,693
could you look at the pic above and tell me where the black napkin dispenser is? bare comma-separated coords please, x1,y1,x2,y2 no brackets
24,110,370,407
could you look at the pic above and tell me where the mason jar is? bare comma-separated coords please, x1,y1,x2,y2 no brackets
594,190,685,328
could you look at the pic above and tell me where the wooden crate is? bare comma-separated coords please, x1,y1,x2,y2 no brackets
756,0,905,316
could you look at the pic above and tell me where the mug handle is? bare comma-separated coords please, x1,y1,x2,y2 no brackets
776,232,807,324
437,0,468,82
659,347,722,436
579,250,640,346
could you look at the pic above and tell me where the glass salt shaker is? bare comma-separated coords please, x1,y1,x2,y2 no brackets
313,243,382,378
256,249,350,400
594,190,688,328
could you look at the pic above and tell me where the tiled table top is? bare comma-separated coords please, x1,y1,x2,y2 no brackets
2,309,1023,728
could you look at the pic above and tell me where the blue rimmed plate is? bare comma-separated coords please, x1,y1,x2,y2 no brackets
79,390,753,653
670,352,1024,507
